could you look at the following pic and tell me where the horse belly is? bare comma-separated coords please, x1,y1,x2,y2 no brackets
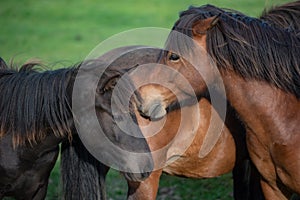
164,126,235,178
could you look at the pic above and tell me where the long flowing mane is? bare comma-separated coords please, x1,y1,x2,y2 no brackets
260,0,300,31
0,62,76,146
0,55,144,147
168,4,300,98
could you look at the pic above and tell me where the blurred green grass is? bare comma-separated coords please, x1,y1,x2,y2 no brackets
0,0,290,199
0,0,288,64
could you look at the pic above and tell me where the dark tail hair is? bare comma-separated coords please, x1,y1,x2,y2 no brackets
230,118,264,200
61,134,109,200
232,158,264,200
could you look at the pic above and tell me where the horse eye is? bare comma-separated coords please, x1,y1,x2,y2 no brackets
101,77,118,94
168,53,180,62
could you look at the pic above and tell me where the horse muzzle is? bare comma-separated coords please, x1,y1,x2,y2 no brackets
138,100,167,121
123,171,152,182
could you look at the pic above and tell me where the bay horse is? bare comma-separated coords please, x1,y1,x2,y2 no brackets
119,48,262,200
0,57,153,199
129,2,300,199
134,4,300,200
61,46,262,200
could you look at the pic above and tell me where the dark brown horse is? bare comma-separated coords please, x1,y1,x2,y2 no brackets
0,57,153,199
134,4,300,200
60,46,160,200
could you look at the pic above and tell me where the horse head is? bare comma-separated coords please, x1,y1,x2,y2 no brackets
72,46,169,182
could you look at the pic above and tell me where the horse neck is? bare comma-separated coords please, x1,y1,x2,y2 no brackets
220,70,300,136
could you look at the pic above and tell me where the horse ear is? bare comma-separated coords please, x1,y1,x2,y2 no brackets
0,57,7,69
192,15,220,35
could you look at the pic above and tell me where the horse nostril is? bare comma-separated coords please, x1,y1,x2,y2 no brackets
137,105,149,118
149,103,166,120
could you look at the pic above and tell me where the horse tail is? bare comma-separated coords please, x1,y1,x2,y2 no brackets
232,158,264,200
231,122,264,200
224,105,264,200
61,134,109,200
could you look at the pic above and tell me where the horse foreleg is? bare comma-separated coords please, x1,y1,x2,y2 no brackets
261,180,289,200
127,169,162,200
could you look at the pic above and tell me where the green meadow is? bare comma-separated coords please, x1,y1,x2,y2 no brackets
0,0,290,199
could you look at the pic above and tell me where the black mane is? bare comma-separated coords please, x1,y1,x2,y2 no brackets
260,0,300,32
168,4,300,98
0,63,76,146
0,56,142,146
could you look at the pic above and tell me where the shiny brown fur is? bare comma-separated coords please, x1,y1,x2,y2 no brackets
127,97,261,200
125,46,262,199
